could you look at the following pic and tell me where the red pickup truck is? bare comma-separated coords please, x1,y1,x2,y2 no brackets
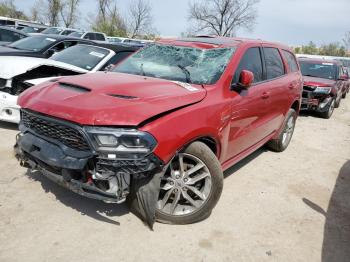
15,37,302,227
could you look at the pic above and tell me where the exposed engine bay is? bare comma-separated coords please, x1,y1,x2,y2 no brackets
1,65,81,95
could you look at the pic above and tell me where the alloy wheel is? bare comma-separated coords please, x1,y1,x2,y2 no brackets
282,116,295,147
157,153,212,216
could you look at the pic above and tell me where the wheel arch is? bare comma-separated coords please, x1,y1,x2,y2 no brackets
291,99,300,114
181,135,221,159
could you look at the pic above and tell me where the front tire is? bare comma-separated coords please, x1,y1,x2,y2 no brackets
319,98,335,119
267,109,297,152
156,142,223,224
335,95,341,108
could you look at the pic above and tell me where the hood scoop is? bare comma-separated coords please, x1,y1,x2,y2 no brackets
108,93,138,100
59,82,91,93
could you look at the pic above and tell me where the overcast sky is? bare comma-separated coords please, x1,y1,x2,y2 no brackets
14,0,350,46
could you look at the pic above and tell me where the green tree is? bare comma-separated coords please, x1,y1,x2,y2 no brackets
319,42,347,57
0,0,28,19
301,41,318,55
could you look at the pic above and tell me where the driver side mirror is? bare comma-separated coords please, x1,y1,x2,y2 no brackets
237,70,254,89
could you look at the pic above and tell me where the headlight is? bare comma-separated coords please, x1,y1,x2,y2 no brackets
85,127,157,157
314,86,332,94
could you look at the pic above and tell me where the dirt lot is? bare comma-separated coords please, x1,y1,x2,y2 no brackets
0,98,349,262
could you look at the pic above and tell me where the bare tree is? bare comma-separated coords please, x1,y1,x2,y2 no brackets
60,0,80,27
30,0,45,22
91,0,127,36
46,0,62,26
127,0,154,38
97,0,111,22
343,32,350,52
188,0,259,37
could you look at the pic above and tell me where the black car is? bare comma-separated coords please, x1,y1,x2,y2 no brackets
0,26,28,46
0,34,94,58
91,42,141,71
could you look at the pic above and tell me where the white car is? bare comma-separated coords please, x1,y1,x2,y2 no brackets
69,31,107,41
41,27,79,36
0,43,138,123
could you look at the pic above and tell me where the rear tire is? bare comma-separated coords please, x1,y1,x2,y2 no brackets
267,109,297,152
156,142,223,224
342,92,347,99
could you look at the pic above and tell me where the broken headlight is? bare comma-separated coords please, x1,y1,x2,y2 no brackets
314,86,332,94
85,127,157,157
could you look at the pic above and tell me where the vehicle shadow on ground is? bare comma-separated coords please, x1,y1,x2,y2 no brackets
26,170,129,226
0,121,18,131
303,160,350,262
223,147,268,178
299,111,324,119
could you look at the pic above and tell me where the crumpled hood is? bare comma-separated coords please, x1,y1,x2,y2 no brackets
303,76,336,87
18,72,207,126
0,56,87,79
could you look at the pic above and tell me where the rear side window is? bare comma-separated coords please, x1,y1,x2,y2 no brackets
84,33,95,40
0,29,22,42
233,47,263,83
282,50,299,72
264,47,285,79
95,33,105,41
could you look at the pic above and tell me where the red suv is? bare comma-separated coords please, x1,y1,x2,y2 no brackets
15,37,302,227
298,58,347,118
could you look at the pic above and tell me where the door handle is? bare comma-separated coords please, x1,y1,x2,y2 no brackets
261,92,270,99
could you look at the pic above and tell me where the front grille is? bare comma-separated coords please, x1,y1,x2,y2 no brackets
302,90,312,98
21,110,90,151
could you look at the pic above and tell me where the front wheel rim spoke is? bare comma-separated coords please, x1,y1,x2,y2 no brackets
184,163,205,177
160,188,174,209
187,186,205,200
178,154,185,175
170,190,181,214
182,190,200,208
186,172,210,185
161,183,173,190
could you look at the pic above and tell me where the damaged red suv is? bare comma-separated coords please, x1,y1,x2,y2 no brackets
15,37,302,227
299,58,347,118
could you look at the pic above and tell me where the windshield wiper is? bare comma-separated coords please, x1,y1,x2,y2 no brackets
177,65,192,83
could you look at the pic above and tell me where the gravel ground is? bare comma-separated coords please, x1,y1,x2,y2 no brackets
0,98,349,262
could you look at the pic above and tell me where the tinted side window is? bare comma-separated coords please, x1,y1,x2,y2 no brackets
0,29,20,42
84,33,95,40
50,41,77,52
95,33,105,41
264,48,285,79
233,47,263,83
282,50,299,72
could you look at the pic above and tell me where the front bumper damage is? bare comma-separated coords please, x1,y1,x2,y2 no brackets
301,87,333,113
15,110,165,229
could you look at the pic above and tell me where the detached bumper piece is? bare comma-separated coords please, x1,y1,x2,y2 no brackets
301,87,332,113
